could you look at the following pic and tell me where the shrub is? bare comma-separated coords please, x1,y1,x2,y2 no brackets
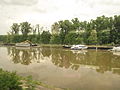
0,69,22,90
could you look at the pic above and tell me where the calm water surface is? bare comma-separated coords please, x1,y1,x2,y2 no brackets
0,46,120,90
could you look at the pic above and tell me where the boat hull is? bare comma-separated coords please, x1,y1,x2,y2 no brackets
15,43,31,47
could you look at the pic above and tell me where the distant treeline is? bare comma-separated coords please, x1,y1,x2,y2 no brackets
0,15,120,45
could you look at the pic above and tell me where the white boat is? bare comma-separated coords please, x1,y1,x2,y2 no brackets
112,46,120,52
71,45,88,50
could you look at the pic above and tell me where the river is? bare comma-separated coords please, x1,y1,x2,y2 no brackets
0,46,120,90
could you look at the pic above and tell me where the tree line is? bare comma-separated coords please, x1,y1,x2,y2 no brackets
0,15,120,45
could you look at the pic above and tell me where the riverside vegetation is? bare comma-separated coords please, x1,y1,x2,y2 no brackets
0,15,120,45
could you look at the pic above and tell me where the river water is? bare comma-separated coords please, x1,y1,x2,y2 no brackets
0,46,120,90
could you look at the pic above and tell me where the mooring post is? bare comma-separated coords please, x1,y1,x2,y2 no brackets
96,44,98,51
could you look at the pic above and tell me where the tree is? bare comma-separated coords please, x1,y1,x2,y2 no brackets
59,20,73,44
64,32,77,45
35,24,43,34
6,32,14,43
41,31,51,44
92,15,111,44
20,22,32,36
71,18,80,31
11,23,20,34
51,22,60,34
50,34,61,44
110,15,120,44
31,26,37,35
87,30,98,45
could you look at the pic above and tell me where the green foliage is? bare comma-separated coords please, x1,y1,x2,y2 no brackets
51,22,60,34
1,15,120,45
24,76,37,90
41,31,51,44
27,35,37,43
11,23,20,34
0,69,22,90
110,15,120,44
98,30,110,44
64,32,77,44
0,35,7,43
20,22,32,36
12,35,24,43
50,34,61,44
76,36,84,44
58,20,73,44
87,30,97,45
71,18,80,31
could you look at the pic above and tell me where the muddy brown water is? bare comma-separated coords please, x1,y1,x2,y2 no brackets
0,46,120,90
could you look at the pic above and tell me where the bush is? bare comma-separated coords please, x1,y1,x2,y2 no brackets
41,31,51,44
0,69,22,90
50,34,61,44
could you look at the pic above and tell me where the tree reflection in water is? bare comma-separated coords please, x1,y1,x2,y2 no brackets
7,47,51,65
7,47,120,75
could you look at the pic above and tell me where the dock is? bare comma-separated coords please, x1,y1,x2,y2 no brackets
63,45,113,50
87,46,113,50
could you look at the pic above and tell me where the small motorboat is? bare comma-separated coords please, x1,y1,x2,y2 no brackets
71,45,88,50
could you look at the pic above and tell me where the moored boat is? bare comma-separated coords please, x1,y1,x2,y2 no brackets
71,45,88,50
15,40,37,47
15,43,31,47
112,46,120,52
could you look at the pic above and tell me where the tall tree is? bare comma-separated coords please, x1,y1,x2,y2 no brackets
71,18,80,31
87,30,97,45
11,23,20,34
111,15,120,44
59,20,73,44
51,22,60,34
20,22,32,36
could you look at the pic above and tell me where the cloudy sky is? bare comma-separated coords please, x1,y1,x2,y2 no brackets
0,0,120,35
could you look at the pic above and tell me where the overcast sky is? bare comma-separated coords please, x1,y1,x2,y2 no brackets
0,0,120,35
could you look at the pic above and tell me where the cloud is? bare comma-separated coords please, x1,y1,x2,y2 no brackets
0,0,38,6
80,0,120,8
0,0,120,34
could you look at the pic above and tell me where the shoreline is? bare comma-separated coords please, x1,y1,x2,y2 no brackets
0,43,114,50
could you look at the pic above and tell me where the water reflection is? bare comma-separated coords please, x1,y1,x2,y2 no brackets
7,47,50,65
7,47,120,75
113,52,120,56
